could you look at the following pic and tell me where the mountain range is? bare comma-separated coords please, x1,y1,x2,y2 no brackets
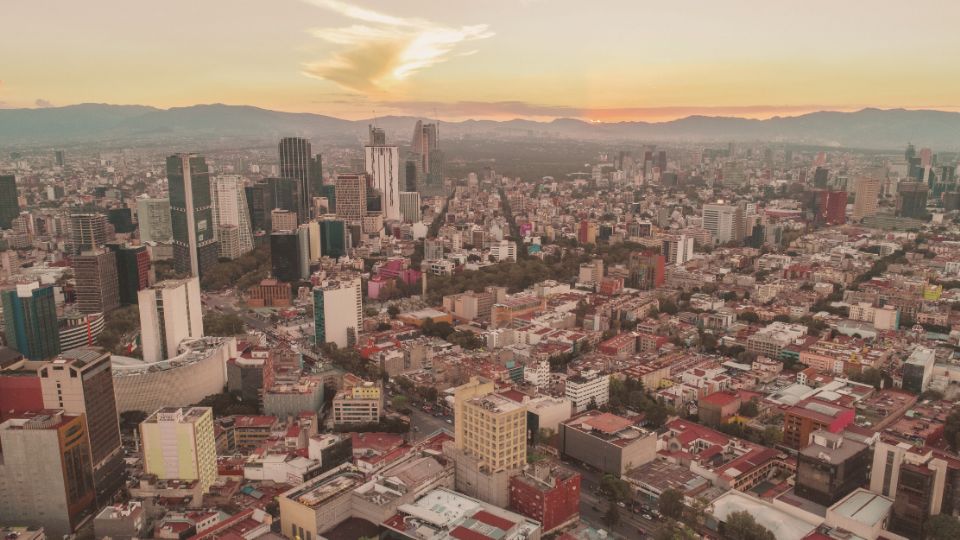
1,103,958,149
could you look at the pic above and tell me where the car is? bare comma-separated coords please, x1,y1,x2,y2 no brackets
641,513,653,520
617,501,626,508
445,419,452,424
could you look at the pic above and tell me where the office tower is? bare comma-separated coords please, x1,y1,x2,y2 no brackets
107,243,151,305
896,181,929,219
852,177,881,221
628,252,665,290
399,191,422,223
313,276,362,348
39,347,124,506
136,198,173,242
137,277,203,363
454,377,527,472
297,225,311,278
271,209,298,232
278,137,313,224
721,161,746,187
318,183,336,213
270,232,300,283
140,407,217,494
0,175,19,229
210,175,254,259
702,203,745,245
74,249,120,314
68,213,108,255
55,149,65,167
268,176,300,215
813,166,829,188
334,173,367,222
365,138,401,221
0,410,95,538
368,124,386,145
107,207,135,234
366,189,382,214
319,219,347,259
309,154,324,208
168,154,218,278
244,181,273,232
1,282,60,360
402,154,421,192
412,121,443,193
661,234,694,265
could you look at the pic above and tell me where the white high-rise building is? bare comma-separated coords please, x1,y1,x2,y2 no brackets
313,276,362,348
138,277,204,362
140,407,217,494
365,146,401,221
662,234,694,265
210,175,253,259
136,197,172,243
702,203,744,245
399,191,422,223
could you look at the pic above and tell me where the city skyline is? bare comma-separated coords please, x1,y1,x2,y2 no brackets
2,0,960,121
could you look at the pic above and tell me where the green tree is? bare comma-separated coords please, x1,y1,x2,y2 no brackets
739,398,760,418
387,304,401,319
203,312,246,336
391,395,410,412
851,367,883,390
600,474,632,502
603,502,620,527
738,311,760,324
722,510,775,540
925,514,960,540
658,488,685,520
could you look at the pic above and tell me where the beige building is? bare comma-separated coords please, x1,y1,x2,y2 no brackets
140,407,218,494
853,176,880,221
332,381,382,425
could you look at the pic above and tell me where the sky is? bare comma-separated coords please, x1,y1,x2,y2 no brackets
2,0,959,122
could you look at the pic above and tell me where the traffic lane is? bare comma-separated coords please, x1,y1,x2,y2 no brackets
409,409,452,441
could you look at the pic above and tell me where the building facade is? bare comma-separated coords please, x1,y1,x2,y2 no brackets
168,154,219,278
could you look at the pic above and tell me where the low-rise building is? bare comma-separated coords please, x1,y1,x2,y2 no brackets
509,462,580,534
795,430,871,506
559,411,657,475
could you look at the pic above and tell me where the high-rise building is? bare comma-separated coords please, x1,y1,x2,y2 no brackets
364,129,401,221
628,252,665,290
399,191,422,223
0,175,19,229
309,154,324,209
813,166,829,188
368,125,386,145
244,181,273,232
107,243,151,305
453,377,527,473
68,213,108,255
74,249,120,314
107,208,135,234
210,175,254,259
794,430,869,507
402,154,421,192
55,149,65,167
0,410,96,538
702,203,745,245
896,181,929,219
140,407,217,494
411,121,443,193
313,276,362,348
278,137,313,224
270,209,298,232
137,277,204,363
270,232,301,283
319,218,347,259
1,282,60,360
267,177,299,216
661,234,694,265
334,173,367,222
852,177,880,221
167,154,219,278
39,347,124,506
136,198,173,243
808,189,848,226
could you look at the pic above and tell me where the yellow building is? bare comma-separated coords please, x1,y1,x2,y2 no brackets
453,377,526,473
140,407,217,493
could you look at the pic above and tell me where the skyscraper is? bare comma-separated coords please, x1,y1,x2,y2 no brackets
0,410,95,538
0,175,20,230
334,173,367,222
136,198,172,243
364,128,401,221
73,249,120,314
270,232,301,283
244,181,273,232
309,153,324,210
68,213,108,255
137,277,204,363
107,243,151,305
278,137,313,224
313,276,362,348
319,218,347,260
852,177,880,221
1,281,60,360
267,176,300,215
39,347,124,506
896,181,929,219
140,407,217,494
411,121,443,194
399,191,422,223
167,154,219,278
210,175,254,259
702,203,745,245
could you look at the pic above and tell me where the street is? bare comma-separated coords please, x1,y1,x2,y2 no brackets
408,408,453,441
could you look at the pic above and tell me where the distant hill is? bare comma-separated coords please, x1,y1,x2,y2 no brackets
1,103,958,149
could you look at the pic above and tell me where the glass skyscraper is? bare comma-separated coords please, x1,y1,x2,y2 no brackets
1,282,60,360
167,154,219,278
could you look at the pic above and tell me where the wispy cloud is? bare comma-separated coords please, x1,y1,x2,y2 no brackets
302,0,493,92
35,98,53,108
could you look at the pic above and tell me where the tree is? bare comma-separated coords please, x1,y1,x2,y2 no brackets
203,312,246,336
851,367,883,390
739,398,760,418
391,395,410,412
722,510,775,540
738,311,760,324
658,488,685,520
603,502,620,527
659,298,679,315
925,514,960,540
387,304,401,319
944,407,960,453
599,474,632,502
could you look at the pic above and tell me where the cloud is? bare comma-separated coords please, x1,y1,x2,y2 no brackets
302,0,493,92
375,100,862,121
35,98,53,108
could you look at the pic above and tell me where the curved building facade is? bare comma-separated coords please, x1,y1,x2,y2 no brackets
58,311,105,352
112,337,236,413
